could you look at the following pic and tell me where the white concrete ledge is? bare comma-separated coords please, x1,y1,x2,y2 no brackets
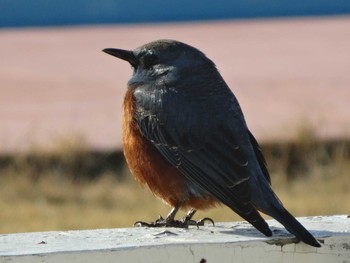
1,215,349,263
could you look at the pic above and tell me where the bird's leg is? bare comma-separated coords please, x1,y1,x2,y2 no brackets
134,204,215,228
182,208,197,224
180,208,215,227
134,203,182,228
165,205,181,221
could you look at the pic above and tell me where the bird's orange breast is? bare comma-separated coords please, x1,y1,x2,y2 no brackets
122,88,218,210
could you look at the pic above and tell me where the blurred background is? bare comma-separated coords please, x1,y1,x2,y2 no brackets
1,1,350,234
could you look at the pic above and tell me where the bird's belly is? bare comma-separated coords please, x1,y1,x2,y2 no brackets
122,90,217,209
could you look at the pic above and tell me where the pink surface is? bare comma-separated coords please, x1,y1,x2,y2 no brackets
1,17,349,153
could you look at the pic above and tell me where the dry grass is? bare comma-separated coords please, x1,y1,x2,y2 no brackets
0,132,349,234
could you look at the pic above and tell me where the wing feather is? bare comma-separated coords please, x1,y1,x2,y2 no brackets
134,86,255,207
133,85,271,235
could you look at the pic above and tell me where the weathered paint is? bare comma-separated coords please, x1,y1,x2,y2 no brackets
0,215,349,263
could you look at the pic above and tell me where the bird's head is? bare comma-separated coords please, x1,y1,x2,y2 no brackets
103,39,219,88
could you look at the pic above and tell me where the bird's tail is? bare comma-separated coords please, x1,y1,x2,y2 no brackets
251,176,320,247
239,208,273,237
266,206,321,247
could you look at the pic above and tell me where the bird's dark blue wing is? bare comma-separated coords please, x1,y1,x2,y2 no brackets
248,130,271,184
133,85,271,233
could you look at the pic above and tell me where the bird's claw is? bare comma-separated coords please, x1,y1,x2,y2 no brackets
134,216,215,228
133,218,189,228
134,221,153,227
195,217,215,227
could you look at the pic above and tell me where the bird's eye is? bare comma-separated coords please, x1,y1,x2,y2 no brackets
140,53,159,69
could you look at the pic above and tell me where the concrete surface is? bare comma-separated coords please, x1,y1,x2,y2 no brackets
0,215,349,262
1,17,350,153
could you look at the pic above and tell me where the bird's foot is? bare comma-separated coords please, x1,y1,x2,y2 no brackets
134,215,190,228
181,208,215,227
134,215,215,228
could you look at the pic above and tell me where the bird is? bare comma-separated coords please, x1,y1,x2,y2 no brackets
103,39,320,247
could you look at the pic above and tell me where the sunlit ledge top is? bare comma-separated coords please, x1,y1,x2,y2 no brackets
0,215,349,262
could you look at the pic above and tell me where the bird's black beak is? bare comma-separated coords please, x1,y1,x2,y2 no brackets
102,48,138,67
